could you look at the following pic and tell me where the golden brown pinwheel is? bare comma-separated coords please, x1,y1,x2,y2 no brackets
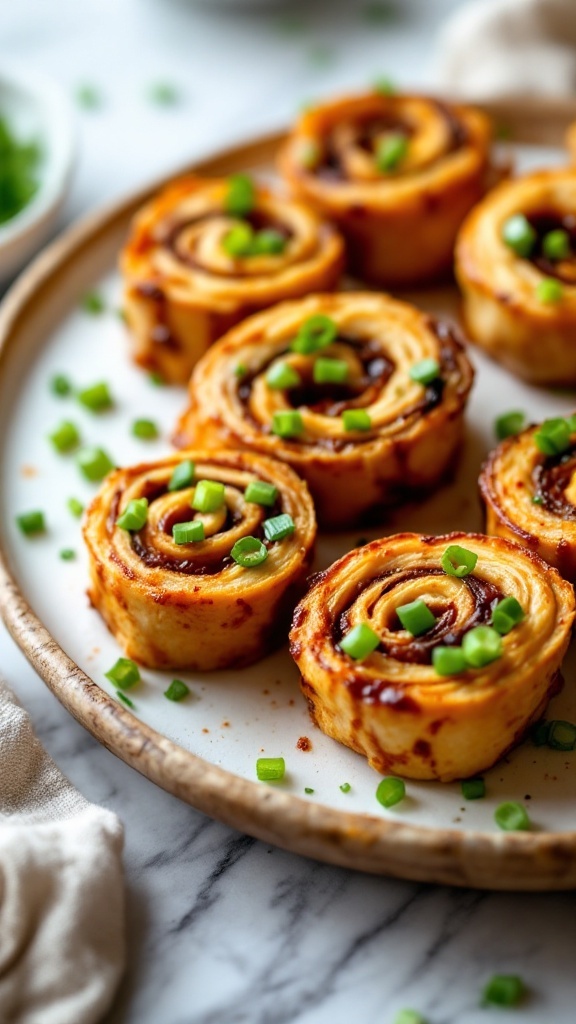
83,450,316,670
278,90,494,286
120,174,344,384
174,293,474,529
290,532,574,781
480,416,576,581
456,168,576,385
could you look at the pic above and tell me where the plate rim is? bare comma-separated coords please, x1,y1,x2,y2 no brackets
2,98,576,890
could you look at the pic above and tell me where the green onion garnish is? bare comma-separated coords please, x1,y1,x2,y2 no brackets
76,446,114,481
77,381,113,413
492,596,525,635
376,776,406,808
494,801,530,831
256,757,285,781
373,74,396,95
342,408,371,432
494,410,525,441
482,975,526,1007
462,625,502,668
252,229,286,255
340,782,351,793
461,778,485,800
502,214,536,257
409,358,440,385
313,357,349,385
132,418,159,440
543,228,570,261
340,623,380,660
533,417,572,455
164,679,190,701
531,720,551,746
59,548,76,561
116,498,149,532
48,420,80,453
291,314,337,354
105,657,140,690
0,115,42,224
532,495,544,505
76,84,102,110
148,82,179,106
192,479,225,513
223,222,254,257
304,787,315,794
67,497,84,518
16,510,45,536
168,459,195,492
231,536,268,568
272,410,304,438
81,291,105,315
547,719,576,751
244,480,278,506
376,133,408,172
173,520,205,544
263,513,295,542
234,363,247,379
224,174,255,217
116,691,135,709
393,1012,427,1024
51,373,72,397
266,361,301,390
396,598,436,637
148,371,165,386
441,544,478,578
432,646,467,676
536,277,564,304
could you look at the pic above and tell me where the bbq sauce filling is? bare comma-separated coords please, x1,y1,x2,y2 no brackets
533,445,576,520
525,212,576,284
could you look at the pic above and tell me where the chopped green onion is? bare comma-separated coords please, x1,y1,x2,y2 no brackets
173,520,205,544
376,133,408,172
432,646,467,676
105,657,140,690
67,497,84,518
164,679,190,701
252,229,286,255
409,358,440,385
441,544,478,578
372,74,396,95
266,361,301,390
342,408,371,432
272,410,304,438
231,536,268,567
494,801,530,831
168,459,195,492
313,357,349,384
76,84,102,110
531,494,544,505
116,691,135,709
531,720,551,746
192,479,225,513
59,548,76,561
225,173,255,217
148,371,165,386
263,513,295,542
48,420,80,453
81,291,105,315
396,598,436,637
536,277,564,304
132,418,159,440
393,1012,427,1024
340,623,380,660
148,82,179,106
234,363,247,379
50,373,72,397
304,787,315,794
462,625,502,668
340,782,351,793
222,222,255,257
482,975,526,1007
502,214,536,257
256,757,285,781
16,510,45,536
533,417,572,455
461,777,486,800
547,719,576,751
291,314,337,354
0,115,41,224
492,596,525,635
376,776,406,808
244,480,278,507
495,410,526,441
77,381,113,413
543,228,570,261
116,498,149,532
76,446,114,481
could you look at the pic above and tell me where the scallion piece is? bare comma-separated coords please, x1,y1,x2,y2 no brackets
482,975,526,1007
244,480,278,507
263,513,295,542
76,446,114,481
59,548,76,561
266,361,301,390
116,498,149,532
77,381,113,413
340,623,380,660
342,408,371,432
48,420,80,453
409,358,440,385
533,417,571,455
494,801,530,831
441,544,478,578
396,598,436,637
168,459,195,492
376,776,406,808
192,479,225,513
531,720,550,747
67,497,84,518
542,228,570,261
116,691,135,709
234,363,247,379
313,357,349,384
376,133,408,173
256,757,285,781
291,314,337,354
532,495,544,505
222,222,254,257
252,229,286,255
173,520,205,544
432,646,467,676
105,657,140,690
492,596,525,635
164,679,190,702
16,510,45,536
231,536,268,568
224,173,255,217
502,214,536,257
81,291,105,315
461,778,485,800
148,82,179,106
304,787,315,794
148,371,165,386
373,75,396,96
393,1012,427,1024
272,410,304,438
132,418,159,440
76,84,101,110
495,410,526,441
536,277,564,304
340,782,351,793
50,373,72,397
462,625,502,668
547,719,576,751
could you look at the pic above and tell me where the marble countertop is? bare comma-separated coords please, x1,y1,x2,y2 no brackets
2,1,576,1021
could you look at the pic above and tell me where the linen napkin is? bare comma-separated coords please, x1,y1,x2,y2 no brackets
0,677,125,1024
437,0,576,98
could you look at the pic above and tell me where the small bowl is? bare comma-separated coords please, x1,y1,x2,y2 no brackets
0,64,76,282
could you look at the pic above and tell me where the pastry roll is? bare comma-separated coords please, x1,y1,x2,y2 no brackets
120,174,344,383
278,91,493,286
290,532,574,781
174,293,474,529
83,450,316,670
480,415,576,581
456,168,576,385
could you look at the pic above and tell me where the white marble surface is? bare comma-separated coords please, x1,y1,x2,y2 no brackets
2,1,576,1021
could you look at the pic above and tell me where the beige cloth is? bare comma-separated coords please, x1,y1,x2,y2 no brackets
0,678,125,1024
437,0,576,98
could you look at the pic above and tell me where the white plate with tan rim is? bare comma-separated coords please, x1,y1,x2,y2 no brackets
2,98,576,891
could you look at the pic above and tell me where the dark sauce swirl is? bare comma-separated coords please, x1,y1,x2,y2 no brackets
533,445,576,521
